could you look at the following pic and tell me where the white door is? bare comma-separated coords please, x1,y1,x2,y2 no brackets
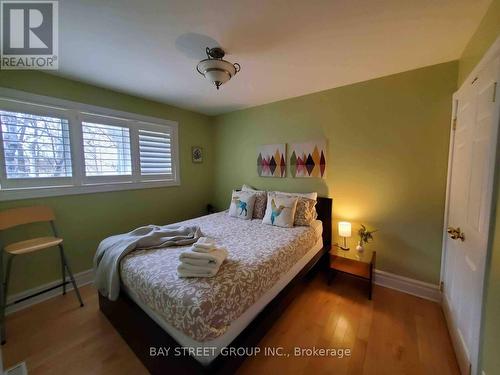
442,55,500,375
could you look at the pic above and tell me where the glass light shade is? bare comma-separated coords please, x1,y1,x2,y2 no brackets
338,221,352,237
205,69,231,85
196,59,237,88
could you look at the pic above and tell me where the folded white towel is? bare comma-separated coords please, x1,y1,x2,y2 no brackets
192,237,220,252
195,237,216,247
192,244,227,253
177,263,220,278
179,247,228,267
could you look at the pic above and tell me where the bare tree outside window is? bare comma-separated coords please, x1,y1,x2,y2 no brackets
0,110,72,178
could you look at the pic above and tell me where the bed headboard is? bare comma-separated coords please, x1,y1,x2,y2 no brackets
316,197,332,249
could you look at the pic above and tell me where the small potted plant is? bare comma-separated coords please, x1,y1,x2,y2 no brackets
357,224,377,252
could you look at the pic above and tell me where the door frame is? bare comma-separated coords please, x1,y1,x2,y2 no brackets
440,35,500,375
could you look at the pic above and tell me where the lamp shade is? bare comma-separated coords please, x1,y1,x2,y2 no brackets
338,221,352,237
196,58,239,89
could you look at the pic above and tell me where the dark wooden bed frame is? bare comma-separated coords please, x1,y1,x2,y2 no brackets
99,197,332,374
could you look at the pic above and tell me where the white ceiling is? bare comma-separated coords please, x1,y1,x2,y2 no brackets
56,0,491,115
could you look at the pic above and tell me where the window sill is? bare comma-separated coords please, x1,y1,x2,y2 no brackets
0,179,181,201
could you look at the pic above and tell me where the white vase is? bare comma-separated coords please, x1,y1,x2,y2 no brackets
356,242,364,252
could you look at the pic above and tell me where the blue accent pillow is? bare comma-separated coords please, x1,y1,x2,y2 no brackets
228,191,256,220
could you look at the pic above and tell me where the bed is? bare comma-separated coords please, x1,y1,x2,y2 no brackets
99,197,332,374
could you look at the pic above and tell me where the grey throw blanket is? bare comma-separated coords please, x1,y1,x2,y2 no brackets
93,224,202,300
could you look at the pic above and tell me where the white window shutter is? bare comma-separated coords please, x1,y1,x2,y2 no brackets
138,129,172,176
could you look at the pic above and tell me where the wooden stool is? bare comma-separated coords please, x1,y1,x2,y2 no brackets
0,206,84,344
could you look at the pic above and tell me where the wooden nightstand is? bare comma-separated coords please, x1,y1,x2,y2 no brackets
329,247,376,299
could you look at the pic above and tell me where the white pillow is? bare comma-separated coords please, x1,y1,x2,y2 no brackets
272,191,318,201
228,191,256,220
241,184,267,219
262,194,298,228
241,184,264,193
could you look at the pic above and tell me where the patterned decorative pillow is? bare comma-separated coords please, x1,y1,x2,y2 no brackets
294,197,318,226
241,184,267,219
262,194,298,228
228,191,256,220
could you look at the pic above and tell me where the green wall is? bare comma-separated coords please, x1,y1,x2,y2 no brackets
0,71,214,295
212,61,458,284
458,0,500,85
460,1,500,374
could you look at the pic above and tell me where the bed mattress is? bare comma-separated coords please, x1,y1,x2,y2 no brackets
120,213,323,357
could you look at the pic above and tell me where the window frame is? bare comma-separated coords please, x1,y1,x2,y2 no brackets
0,88,180,201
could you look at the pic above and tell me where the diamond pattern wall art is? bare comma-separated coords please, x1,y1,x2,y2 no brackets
257,144,286,177
290,141,327,178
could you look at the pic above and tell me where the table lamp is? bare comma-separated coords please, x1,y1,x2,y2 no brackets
338,221,351,251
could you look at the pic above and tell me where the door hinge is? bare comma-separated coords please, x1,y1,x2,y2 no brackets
493,82,497,103
440,281,444,292
452,118,457,131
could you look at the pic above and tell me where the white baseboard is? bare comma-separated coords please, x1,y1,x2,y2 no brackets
6,269,93,315
374,269,441,302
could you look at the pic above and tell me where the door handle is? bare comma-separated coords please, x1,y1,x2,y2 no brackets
447,226,465,241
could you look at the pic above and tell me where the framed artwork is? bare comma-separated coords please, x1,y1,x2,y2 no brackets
257,144,286,177
192,146,203,163
289,141,326,178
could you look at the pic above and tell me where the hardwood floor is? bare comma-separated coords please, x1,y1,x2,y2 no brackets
2,272,459,375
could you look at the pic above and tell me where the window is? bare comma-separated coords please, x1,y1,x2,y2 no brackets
0,90,179,200
0,110,72,180
82,122,132,177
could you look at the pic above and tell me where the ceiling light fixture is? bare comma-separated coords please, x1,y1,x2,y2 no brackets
196,47,241,90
